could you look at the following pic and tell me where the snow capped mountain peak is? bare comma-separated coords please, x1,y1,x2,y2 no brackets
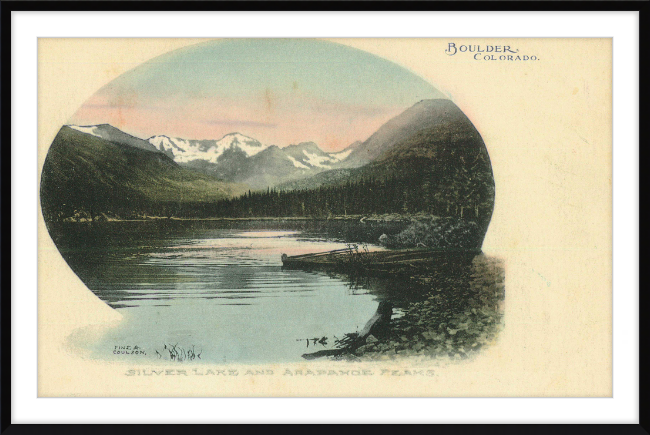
66,123,358,189
222,132,250,140
67,124,160,153
148,135,175,147
69,125,102,138
330,148,354,162
279,142,355,170
214,133,265,156
146,132,269,164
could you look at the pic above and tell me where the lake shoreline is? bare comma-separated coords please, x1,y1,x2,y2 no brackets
302,254,505,362
50,212,487,252
57,213,435,224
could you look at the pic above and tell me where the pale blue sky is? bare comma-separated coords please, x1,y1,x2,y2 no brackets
72,39,447,151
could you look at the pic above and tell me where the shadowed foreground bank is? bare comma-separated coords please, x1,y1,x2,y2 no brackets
301,253,505,361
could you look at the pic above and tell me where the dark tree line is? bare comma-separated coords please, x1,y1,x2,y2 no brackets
43,146,494,227
184,174,489,221
179,150,496,225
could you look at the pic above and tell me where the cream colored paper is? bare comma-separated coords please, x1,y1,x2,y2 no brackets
38,38,612,397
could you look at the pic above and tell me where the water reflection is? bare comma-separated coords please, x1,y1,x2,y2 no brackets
48,221,504,364
53,221,382,363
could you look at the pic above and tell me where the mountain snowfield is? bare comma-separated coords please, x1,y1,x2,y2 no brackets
66,124,361,189
148,133,268,164
146,132,354,170
302,148,353,168
67,99,472,190
68,124,160,153
69,125,102,137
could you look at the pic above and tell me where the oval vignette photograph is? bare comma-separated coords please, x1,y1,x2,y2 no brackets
40,39,503,365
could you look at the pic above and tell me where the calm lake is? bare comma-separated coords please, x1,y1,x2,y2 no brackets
47,220,505,364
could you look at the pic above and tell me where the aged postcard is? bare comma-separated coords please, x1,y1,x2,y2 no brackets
37,38,612,397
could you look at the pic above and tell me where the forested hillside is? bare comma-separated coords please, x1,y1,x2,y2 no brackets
41,99,495,246
40,127,243,222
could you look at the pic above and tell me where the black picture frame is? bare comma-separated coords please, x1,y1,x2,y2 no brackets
1,0,644,430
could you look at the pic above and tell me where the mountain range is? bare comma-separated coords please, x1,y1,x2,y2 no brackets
41,99,495,231
146,133,358,189
66,125,361,190
279,99,493,193
40,126,244,222
64,98,481,192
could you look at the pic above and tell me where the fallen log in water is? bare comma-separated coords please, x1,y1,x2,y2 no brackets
282,248,480,276
301,349,345,360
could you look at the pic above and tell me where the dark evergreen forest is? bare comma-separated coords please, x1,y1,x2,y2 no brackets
176,174,489,222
